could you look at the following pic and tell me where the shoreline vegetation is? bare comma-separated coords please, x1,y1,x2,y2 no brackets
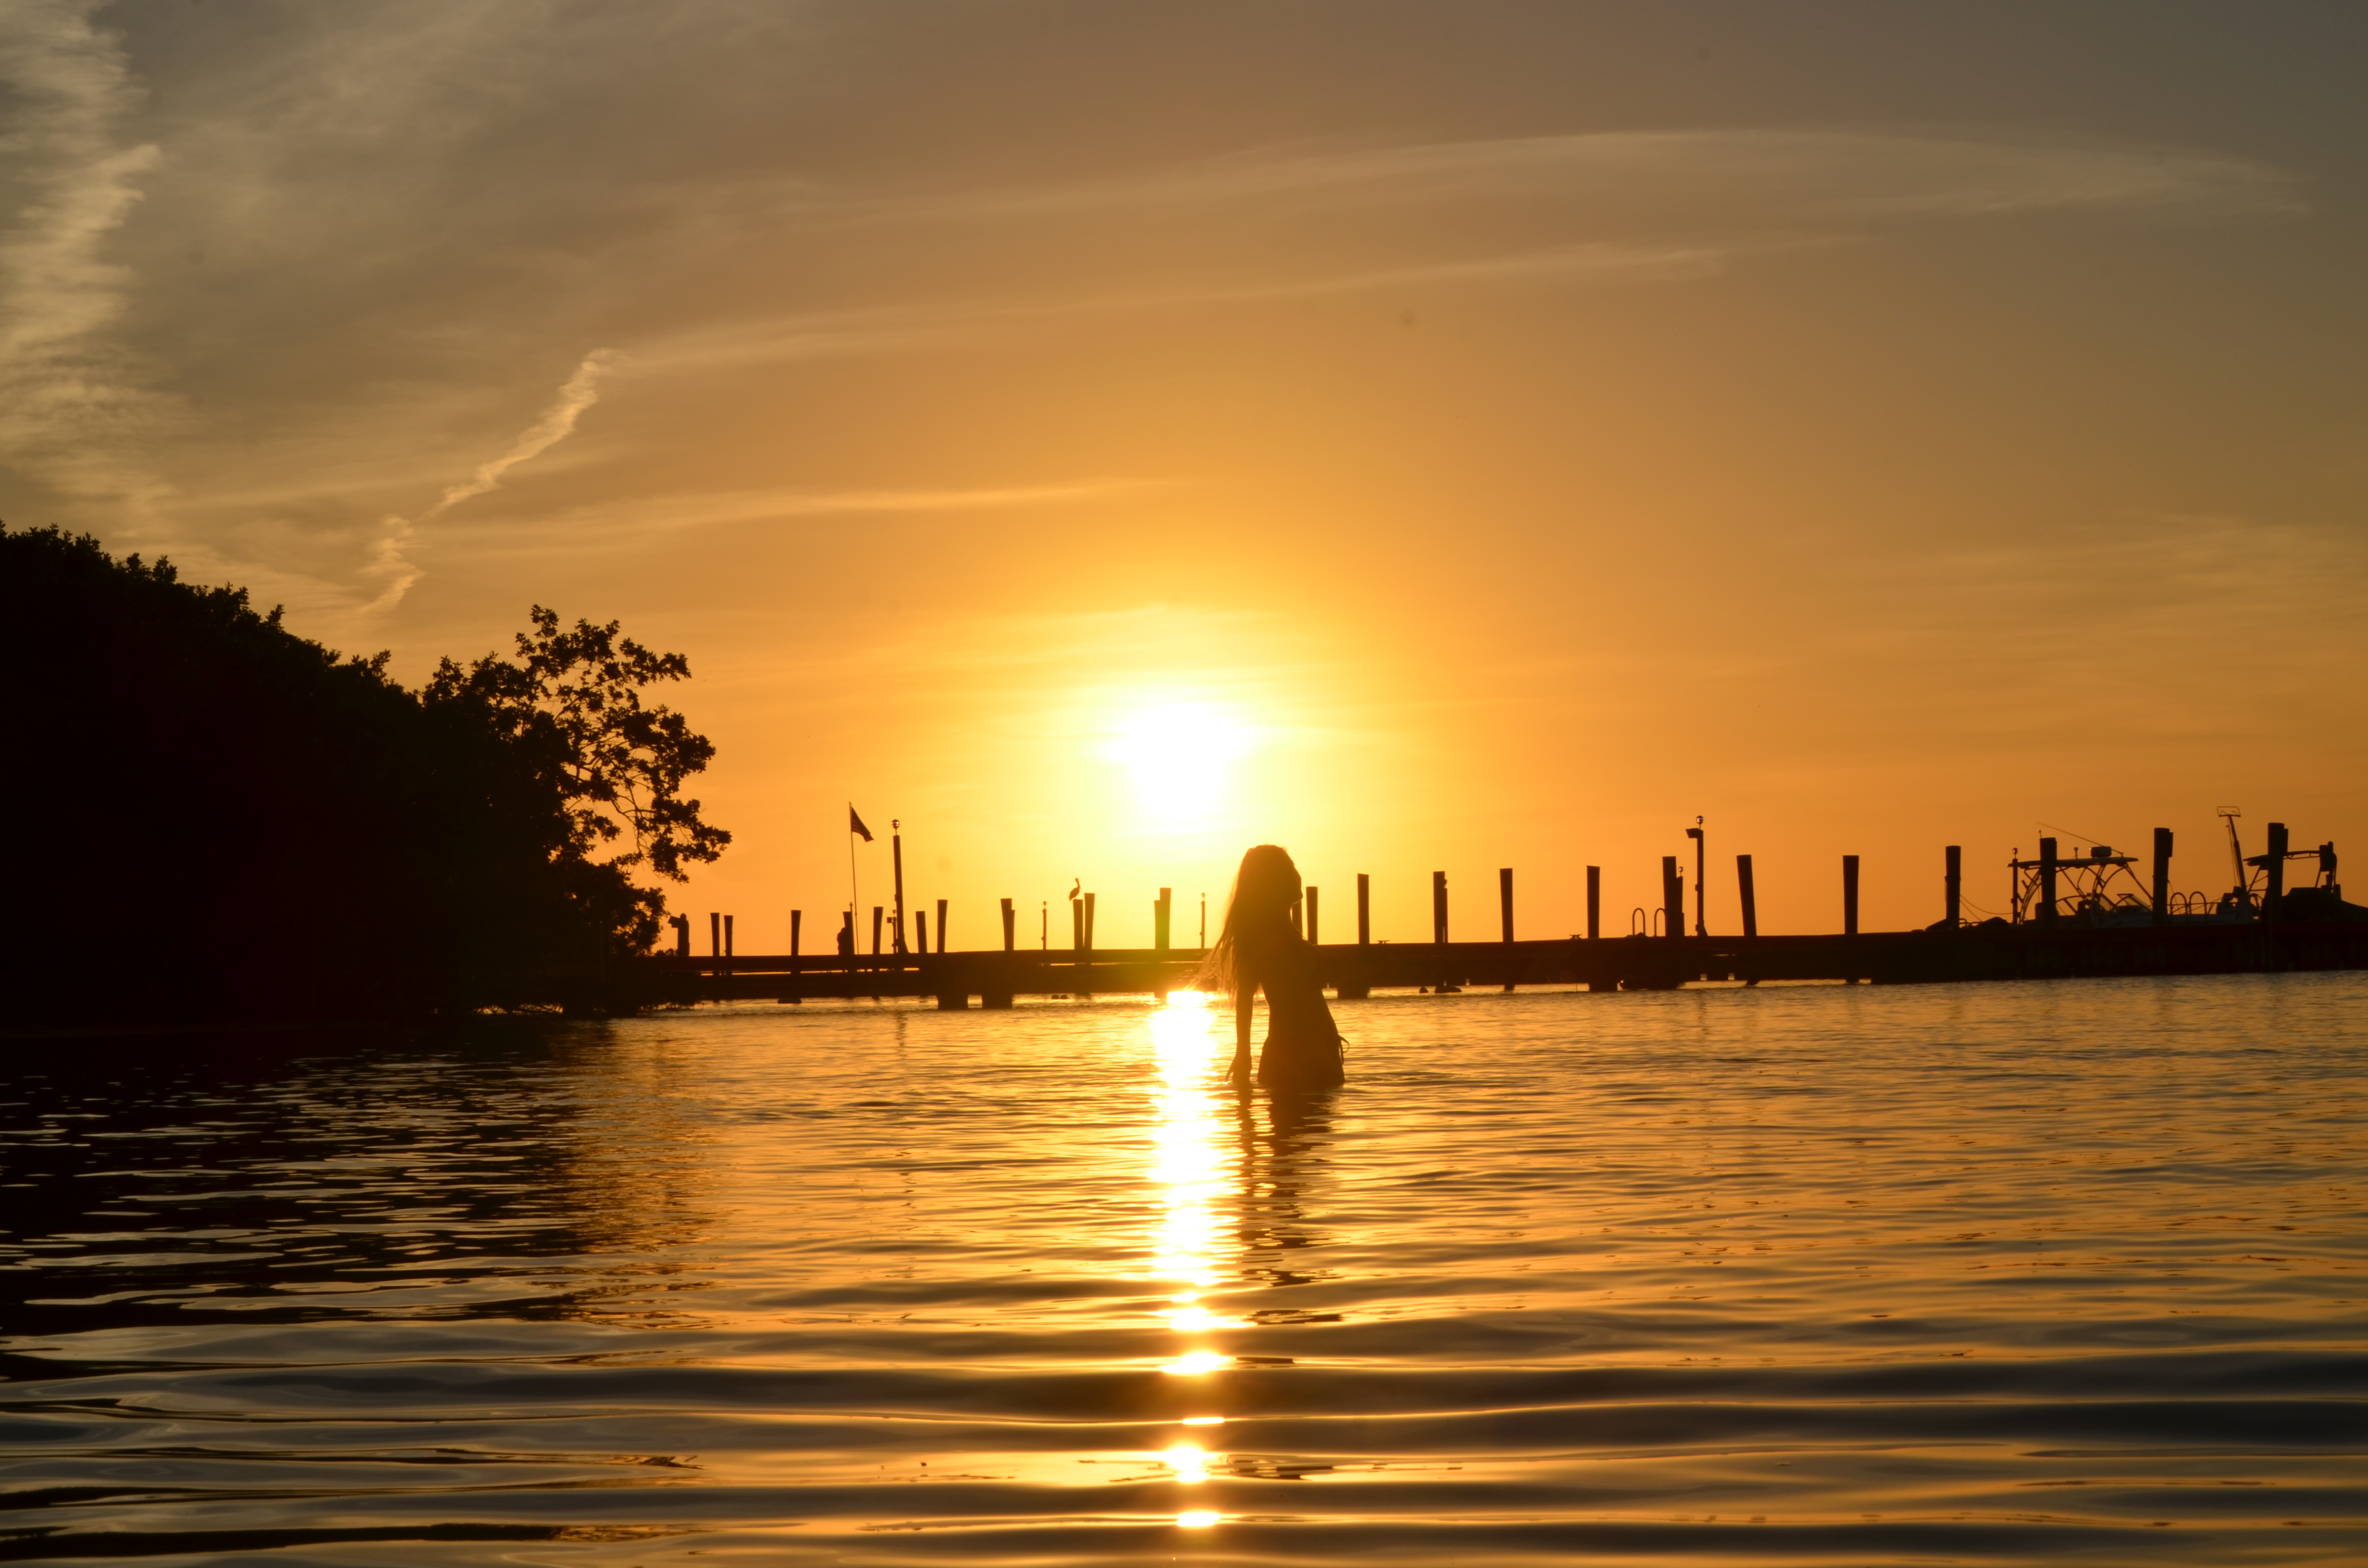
1,525,727,1027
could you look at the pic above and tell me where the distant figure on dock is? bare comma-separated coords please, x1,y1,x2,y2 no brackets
1203,844,1346,1092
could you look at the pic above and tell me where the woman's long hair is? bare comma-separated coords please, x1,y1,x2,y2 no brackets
1196,844,1302,999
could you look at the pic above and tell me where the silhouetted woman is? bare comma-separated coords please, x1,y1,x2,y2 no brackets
1202,844,1345,1091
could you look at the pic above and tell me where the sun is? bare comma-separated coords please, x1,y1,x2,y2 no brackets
1106,700,1251,829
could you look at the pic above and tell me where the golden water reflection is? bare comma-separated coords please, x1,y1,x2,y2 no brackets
1145,990,1237,1524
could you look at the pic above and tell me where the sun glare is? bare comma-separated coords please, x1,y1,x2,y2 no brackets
1106,701,1251,829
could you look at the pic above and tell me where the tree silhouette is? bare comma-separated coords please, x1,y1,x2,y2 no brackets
429,607,728,882
0,524,728,1024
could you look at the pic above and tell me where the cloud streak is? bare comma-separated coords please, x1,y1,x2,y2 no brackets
363,349,620,614
0,1,165,505
828,127,2305,230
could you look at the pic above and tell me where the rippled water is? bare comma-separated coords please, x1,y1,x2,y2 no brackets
4,973,2366,1564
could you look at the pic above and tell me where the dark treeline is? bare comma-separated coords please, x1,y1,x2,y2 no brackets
1,526,727,1026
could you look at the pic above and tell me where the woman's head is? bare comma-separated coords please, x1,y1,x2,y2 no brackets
1196,843,1302,996
1229,844,1302,919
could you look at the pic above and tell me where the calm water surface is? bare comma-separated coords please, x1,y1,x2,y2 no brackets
4,974,2365,1564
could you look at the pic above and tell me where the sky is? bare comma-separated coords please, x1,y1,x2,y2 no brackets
5,1,2364,948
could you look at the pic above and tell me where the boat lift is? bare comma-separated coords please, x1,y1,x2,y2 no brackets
2008,838,2150,926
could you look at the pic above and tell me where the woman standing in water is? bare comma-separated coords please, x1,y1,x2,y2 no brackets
1202,844,1345,1090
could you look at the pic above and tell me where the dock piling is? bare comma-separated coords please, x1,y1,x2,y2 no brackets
1686,824,1706,936
1737,855,1758,938
1357,874,1371,946
790,909,802,957
1499,867,1515,991
2266,822,2288,922
1432,871,1448,944
1155,888,1172,951
1662,856,1683,940
937,898,949,953
2038,838,2059,927
1586,866,1601,941
1000,897,1015,952
1843,856,1860,938
1944,846,1961,929
915,910,927,955
2152,829,2173,925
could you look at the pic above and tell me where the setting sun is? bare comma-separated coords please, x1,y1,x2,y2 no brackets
1105,701,1252,831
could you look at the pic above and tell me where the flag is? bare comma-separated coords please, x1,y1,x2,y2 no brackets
849,805,874,842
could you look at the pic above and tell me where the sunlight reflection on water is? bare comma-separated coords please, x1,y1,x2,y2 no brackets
3,973,2367,1564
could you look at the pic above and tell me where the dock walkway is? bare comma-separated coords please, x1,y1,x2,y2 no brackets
626,920,2368,1008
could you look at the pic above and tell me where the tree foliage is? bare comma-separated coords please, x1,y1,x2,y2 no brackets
0,524,728,1024
428,607,728,882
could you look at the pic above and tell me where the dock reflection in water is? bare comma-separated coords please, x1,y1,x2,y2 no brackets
4,973,2367,1563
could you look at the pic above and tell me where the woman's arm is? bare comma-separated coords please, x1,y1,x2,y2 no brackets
1230,984,1255,1085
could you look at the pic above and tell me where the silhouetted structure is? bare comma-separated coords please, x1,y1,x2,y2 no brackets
641,830,2366,1007
0,526,725,1025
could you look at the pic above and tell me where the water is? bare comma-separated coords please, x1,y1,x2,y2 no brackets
4,973,2365,1565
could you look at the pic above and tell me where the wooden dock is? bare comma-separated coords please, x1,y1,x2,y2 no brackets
625,919,2368,1008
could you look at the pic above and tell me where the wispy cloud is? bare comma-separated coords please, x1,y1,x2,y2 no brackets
835,128,2303,229
0,1,166,506
432,476,1155,560
362,349,620,613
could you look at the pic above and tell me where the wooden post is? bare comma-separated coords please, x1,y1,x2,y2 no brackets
1154,888,1171,951
674,914,690,958
1071,895,1085,951
871,905,883,955
2038,838,2059,927
2265,821,2288,923
1842,856,1860,937
1586,866,1601,940
724,915,734,975
709,911,721,961
1306,886,1320,945
915,909,928,955
1661,856,1682,940
1737,855,1757,938
1686,826,1706,936
1357,873,1371,945
890,827,907,955
1944,845,1961,929
1497,867,1514,991
787,908,802,1004
932,901,966,1008
1431,871,1448,944
1084,890,1097,950
987,900,1015,1009
2151,828,2173,925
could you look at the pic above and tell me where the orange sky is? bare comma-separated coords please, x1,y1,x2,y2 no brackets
5,3,2363,944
